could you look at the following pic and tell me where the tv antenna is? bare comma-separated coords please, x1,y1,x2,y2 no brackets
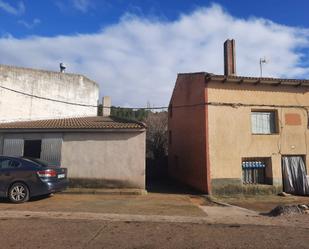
259,57,268,77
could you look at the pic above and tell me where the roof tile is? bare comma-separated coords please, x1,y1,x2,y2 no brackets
0,116,145,130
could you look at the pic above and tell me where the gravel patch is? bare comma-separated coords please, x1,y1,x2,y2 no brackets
269,204,309,216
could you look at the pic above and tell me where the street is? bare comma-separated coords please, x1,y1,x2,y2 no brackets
1,217,309,249
0,193,308,248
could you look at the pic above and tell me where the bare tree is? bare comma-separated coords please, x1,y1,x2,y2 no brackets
144,111,168,159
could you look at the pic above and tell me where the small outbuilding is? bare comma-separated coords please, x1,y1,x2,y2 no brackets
0,116,146,189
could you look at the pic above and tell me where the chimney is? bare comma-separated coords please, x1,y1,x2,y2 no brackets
102,96,111,117
224,39,236,76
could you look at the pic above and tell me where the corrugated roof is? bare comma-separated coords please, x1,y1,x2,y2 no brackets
0,116,145,131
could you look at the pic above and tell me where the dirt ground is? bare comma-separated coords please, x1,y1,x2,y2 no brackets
0,193,207,217
0,193,309,248
1,218,309,249
214,194,309,212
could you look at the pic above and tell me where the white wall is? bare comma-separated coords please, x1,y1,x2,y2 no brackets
0,65,99,122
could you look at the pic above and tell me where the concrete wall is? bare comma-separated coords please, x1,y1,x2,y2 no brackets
61,132,146,189
168,73,209,192
0,65,99,122
207,81,309,193
0,131,146,189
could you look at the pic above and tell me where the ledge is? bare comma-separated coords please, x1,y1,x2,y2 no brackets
61,188,147,195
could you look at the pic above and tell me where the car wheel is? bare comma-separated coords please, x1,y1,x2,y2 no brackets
8,183,30,203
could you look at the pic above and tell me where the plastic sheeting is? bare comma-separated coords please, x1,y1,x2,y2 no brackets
282,156,309,196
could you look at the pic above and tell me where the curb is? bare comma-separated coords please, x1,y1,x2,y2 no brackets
201,195,259,214
60,188,148,195
0,210,208,224
201,195,230,207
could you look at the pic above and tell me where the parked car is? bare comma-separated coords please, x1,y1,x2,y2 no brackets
0,156,68,203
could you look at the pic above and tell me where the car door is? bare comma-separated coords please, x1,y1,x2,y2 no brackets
0,158,22,196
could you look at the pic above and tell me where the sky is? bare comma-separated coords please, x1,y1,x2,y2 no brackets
0,0,309,107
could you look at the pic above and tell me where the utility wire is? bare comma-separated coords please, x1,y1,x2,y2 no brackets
0,84,168,109
1,84,309,110
0,84,98,107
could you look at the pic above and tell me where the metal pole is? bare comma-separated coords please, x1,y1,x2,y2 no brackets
260,58,267,77
260,59,263,77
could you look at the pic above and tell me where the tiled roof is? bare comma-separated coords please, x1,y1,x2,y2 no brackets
205,73,309,87
0,116,145,131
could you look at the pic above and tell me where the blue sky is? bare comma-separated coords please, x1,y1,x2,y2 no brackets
1,0,309,38
0,0,309,107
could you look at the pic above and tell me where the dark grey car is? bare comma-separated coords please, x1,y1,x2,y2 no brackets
0,156,68,203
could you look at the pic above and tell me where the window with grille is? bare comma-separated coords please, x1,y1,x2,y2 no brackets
242,158,267,184
251,111,277,134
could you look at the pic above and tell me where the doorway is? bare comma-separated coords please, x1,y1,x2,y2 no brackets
282,156,309,195
23,140,42,158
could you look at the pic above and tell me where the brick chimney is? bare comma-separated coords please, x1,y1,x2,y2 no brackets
224,39,236,76
102,96,111,117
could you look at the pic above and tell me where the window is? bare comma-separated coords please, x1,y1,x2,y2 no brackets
242,158,268,184
0,159,21,169
251,111,277,134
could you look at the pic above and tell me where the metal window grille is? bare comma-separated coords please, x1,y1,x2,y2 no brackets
251,111,276,134
242,160,266,184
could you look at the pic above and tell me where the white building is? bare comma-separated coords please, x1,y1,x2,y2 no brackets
0,64,99,122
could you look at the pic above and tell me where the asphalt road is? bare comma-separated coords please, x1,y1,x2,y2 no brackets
1,218,309,249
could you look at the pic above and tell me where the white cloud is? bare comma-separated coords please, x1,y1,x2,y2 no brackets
72,0,93,13
0,0,25,15
0,4,308,107
18,18,41,29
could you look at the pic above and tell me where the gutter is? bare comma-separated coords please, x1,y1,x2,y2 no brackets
0,128,146,133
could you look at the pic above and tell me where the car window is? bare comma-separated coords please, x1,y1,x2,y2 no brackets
0,159,21,169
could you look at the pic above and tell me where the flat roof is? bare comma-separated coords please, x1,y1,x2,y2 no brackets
0,64,98,87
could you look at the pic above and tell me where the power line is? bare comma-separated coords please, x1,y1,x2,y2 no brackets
0,84,98,107
0,84,169,110
1,83,309,111
170,102,309,110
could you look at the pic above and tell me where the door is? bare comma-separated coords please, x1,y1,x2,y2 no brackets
3,138,24,156
282,156,309,195
23,140,42,158
41,138,62,166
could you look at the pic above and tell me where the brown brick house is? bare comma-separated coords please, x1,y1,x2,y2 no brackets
168,40,309,195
